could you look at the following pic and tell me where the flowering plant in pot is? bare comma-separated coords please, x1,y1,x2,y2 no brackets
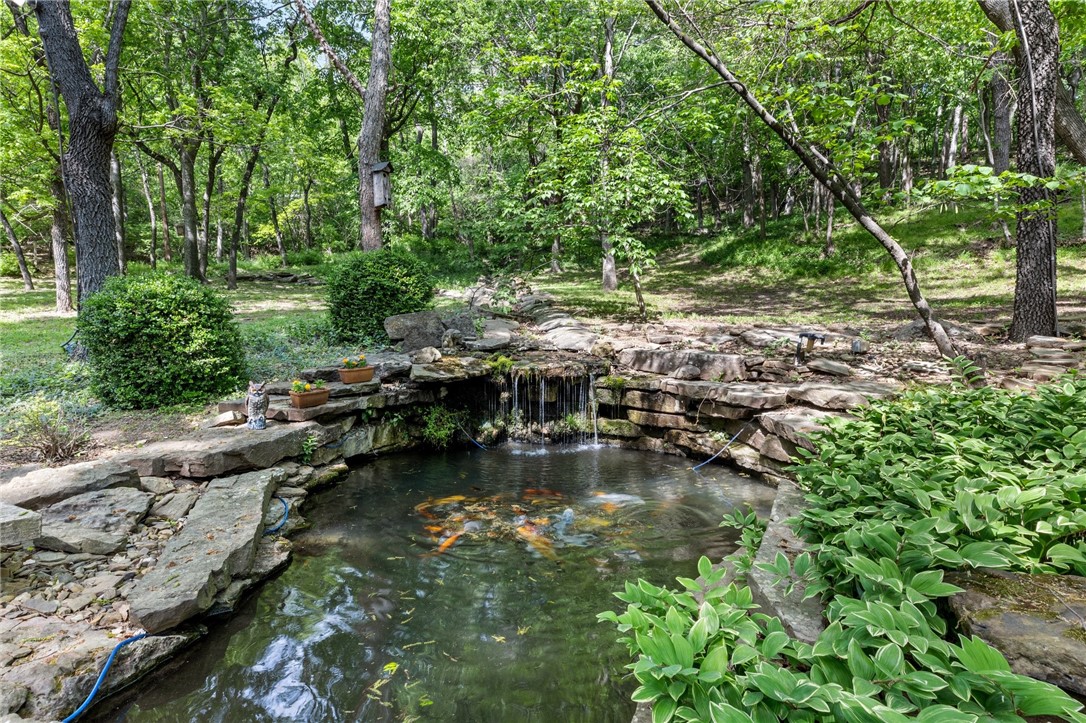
338,354,375,383
289,378,329,408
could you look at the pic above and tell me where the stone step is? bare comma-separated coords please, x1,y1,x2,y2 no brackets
129,468,285,633
786,381,898,410
0,503,41,548
116,421,323,478
618,348,747,382
265,379,380,398
0,460,140,511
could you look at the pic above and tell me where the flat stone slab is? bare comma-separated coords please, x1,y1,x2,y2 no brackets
129,468,285,633
35,487,153,555
748,480,825,644
760,407,844,452
947,569,1086,696
0,460,140,511
0,503,41,548
116,422,320,478
545,326,598,353
659,379,790,410
410,356,490,382
807,358,852,377
265,379,381,398
618,349,747,382
1026,335,1086,351
786,381,898,410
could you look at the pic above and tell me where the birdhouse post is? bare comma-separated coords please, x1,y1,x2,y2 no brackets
372,161,393,209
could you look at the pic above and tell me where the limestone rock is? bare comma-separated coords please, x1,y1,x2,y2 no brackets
694,401,754,420
34,487,151,555
139,476,175,495
618,349,747,382
740,329,796,348
207,411,245,428
0,460,140,511
410,356,489,382
806,358,852,377
384,310,446,351
711,382,791,409
627,410,706,432
149,489,200,520
787,381,897,410
464,337,511,352
0,503,41,548
620,390,686,415
596,418,644,438
412,346,442,364
544,326,598,353
0,683,27,715
368,351,412,380
947,569,1086,696
671,365,701,380
892,318,980,342
748,481,825,644
759,407,842,452
1026,335,1086,351
129,468,284,632
117,422,321,478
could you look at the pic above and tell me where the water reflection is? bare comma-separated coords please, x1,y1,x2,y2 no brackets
94,446,775,723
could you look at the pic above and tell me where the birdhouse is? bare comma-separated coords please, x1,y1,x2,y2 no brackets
372,161,393,208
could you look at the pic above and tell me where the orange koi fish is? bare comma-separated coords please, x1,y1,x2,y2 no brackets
515,525,558,561
436,532,463,554
524,488,563,498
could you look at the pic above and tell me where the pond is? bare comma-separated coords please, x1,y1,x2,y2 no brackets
93,445,776,723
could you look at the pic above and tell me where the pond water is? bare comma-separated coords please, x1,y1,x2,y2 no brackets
94,445,776,723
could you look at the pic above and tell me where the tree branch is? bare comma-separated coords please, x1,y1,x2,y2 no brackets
293,0,366,100
104,0,131,101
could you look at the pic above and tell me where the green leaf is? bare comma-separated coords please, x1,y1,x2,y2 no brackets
954,636,1011,673
653,696,678,723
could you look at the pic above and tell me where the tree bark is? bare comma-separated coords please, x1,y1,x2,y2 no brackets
215,176,225,262
110,150,126,275
33,0,131,306
302,177,314,249
199,147,223,279
49,176,74,312
178,142,202,280
0,205,34,290
157,162,172,261
990,50,1015,173
358,0,392,251
263,164,288,267
1007,0,1059,340
979,0,1086,165
600,15,617,292
645,0,959,359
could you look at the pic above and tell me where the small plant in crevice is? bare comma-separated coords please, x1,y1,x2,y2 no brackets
601,375,627,392
485,354,514,379
300,432,320,464
420,405,467,449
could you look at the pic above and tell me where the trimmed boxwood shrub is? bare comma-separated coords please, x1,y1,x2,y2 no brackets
326,249,435,342
79,273,246,409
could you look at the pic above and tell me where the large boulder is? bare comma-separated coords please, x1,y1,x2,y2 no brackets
0,460,139,511
128,468,284,633
35,487,153,555
618,349,747,382
947,569,1086,696
787,381,898,410
384,310,446,351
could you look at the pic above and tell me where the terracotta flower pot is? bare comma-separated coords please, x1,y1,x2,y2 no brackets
338,366,375,384
289,388,330,409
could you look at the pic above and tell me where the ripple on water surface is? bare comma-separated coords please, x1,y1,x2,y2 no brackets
93,445,776,723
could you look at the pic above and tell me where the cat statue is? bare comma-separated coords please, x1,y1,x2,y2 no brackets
246,381,269,430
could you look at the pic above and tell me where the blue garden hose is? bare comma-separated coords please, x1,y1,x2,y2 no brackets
264,497,289,535
457,422,488,451
691,424,749,471
62,633,148,722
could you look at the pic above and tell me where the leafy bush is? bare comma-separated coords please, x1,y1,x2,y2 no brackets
602,376,1086,723
420,404,464,449
326,249,434,342
1,394,90,463
79,273,246,409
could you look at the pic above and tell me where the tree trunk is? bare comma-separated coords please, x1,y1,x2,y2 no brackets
178,143,202,280
979,0,1086,165
600,15,617,292
49,176,74,312
646,0,959,359
110,150,126,275
0,206,34,290
135,151,157,268
303,177,314,249
228,148,263,289
741,121,755,228
823,195,836,258
991,49,1015,173
941,103,963,173
264,164,288,267
158,162,172,261
357,0,392,251
876,94,894,194
199,148,222,279
1007,0,1059,341
215,176,224,262
33,0,131,306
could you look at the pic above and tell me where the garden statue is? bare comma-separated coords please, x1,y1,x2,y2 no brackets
246,382,269,430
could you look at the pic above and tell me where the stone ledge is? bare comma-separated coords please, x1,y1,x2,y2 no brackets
0,461,140,511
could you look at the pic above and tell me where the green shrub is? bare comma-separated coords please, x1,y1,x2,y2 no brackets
0,252,28,278
326,249,435,342
1,394,90,463
79,273,246,409
420,404,464,449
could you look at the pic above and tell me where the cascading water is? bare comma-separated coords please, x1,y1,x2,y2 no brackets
481,367,598,445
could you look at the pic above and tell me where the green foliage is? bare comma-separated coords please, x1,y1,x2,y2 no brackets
325,250,435,343
420,404,464,449
78,273,246,409
485,354,514,378
603,376,1086,722
300,432,319,465
0,394,90,463
0,252,28,279
601,375,627,391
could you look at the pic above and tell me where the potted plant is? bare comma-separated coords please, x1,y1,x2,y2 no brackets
289,379,329,408
338,354,375,384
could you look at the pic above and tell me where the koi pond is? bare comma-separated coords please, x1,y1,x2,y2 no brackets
93,445,776,722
